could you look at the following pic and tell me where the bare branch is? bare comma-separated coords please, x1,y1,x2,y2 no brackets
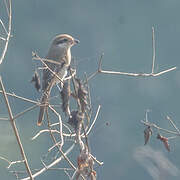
20,144,75,180
0,0,12,65
0,36,6,41
0,77,34,180
141,120,179,135
0,19,8,35
99,67,177,77
151,26,156,73
0,117,8,121
45,110,78,173
85,105,101,136
13,104,39,120
86,28,176,82
49,105,64,148
90,154,104,166
0,156,25,169
0,91,38,104
31,129,60,140
166,116,180,134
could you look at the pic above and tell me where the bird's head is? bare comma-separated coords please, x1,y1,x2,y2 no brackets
52,34,80,49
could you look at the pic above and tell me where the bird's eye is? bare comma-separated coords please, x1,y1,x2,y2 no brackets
56,38,68,45
63,38,68,42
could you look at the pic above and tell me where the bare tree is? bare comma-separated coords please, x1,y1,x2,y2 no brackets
0,1,178,180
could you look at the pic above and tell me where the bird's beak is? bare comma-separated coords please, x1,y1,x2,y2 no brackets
73,39,80,44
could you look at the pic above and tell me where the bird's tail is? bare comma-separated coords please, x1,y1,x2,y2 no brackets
37,92,49,126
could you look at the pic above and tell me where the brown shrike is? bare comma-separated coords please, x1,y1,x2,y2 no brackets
37,34,79,126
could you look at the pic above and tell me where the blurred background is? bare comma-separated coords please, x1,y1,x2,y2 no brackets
0,0,180,179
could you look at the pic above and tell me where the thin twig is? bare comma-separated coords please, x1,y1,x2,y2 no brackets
85,72,92,113
0,0,12,65
3,0,10,17
50,122,72,134
0,155,25,169
98,53,104,71
0,91,38,104
49,105,64,148
48,142,61,152
7,160,25,169
20,144,75,180
31,129,60,140
0,36,6,41
0,77,34,180
71,169,78,180
0,156,11,165
166,116,180,134
0,19,8,34
86,29,176,81
13,104,39,120
32,54,62,65
64,169,72,180
99,67,177,77
85,105,101,136
0,117,8,120
46,108,86,180
141,120,179,135
64,68,76,81
151,26,156,74
86,53,104,82
32,52,64,84
90,154,104,166
45,110,78,172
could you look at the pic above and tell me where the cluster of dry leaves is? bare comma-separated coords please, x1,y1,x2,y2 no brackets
30,53,101,180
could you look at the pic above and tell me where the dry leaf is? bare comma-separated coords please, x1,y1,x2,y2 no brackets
60,79,70,116
144,126,153,145
75,78,88,113
31,71,41,92
68,110,84,132
157,133,170,152
76,147,95,179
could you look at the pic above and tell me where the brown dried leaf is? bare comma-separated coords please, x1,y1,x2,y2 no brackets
157,133,170,152
31,71,41,92
90,171,97,180
68,110,84,132
144,126,153,145
75,78,88,113
77,147,95,178
60,79,70,116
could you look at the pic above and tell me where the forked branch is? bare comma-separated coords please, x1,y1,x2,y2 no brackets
87,27,177,82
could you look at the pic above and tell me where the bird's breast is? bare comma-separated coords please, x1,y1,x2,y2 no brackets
65,48,71,66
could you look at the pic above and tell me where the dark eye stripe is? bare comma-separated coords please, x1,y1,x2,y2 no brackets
56,38,68,44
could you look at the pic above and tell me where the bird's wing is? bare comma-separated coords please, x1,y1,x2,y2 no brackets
42,61,55,91
42,58,66,91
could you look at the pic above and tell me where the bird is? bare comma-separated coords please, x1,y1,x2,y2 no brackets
37,34,79,126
